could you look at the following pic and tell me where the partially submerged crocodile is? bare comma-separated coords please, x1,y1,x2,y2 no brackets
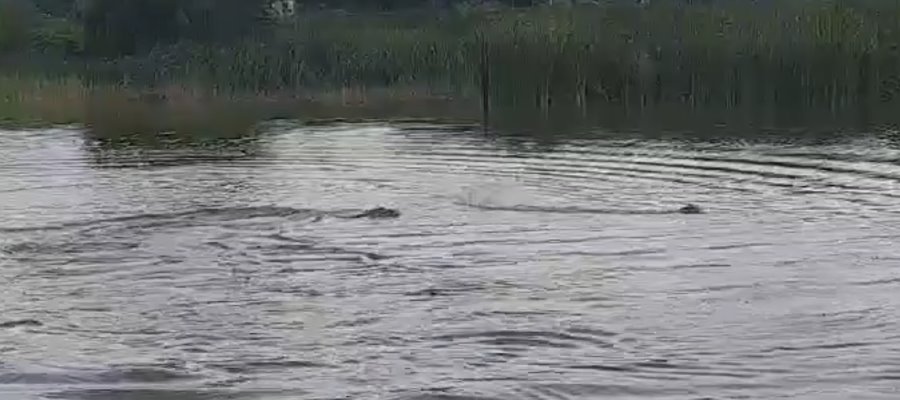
340,207,401,219
678,203,703,214
459,202,704,215
0,319,42,329
342,204,700,218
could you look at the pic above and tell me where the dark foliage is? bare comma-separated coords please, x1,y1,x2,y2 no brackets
81,0,272,57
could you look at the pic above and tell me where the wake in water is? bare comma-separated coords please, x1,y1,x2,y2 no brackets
458,202,704,215
0,205,401,234
5,125,900,400
456,182,704,215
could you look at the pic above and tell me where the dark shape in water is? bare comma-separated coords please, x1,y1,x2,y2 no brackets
459,201,704,215
679,204,703,214
0,206,401,234
0,319,42,328
346,207,401,219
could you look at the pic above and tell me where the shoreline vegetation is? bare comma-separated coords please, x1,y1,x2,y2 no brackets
0,75,481,133
4,0,900,136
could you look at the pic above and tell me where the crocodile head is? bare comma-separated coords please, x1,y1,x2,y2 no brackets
678,203,703,214
355,207,401,219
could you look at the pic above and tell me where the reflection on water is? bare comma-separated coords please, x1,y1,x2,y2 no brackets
2,122,900,400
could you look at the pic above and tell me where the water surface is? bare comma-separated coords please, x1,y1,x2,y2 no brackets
2,123,900,400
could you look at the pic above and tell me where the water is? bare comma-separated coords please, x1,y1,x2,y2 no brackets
2,123,900,400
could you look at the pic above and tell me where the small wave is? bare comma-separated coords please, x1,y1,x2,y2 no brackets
0,365,196,385
257,232,393,264
397,394,504,400
431,329,613,350
208,358,333,374
852,277,900,286
42,388,278,400
0,206,310,233
2,241,140,257
761,341,876,353
521,383,684,399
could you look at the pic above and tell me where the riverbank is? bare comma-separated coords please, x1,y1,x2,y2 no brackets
4,73,898,143
0,75,482,140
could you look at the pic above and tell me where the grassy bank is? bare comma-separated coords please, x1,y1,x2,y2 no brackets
6,1,900,134
0,75,482,140
0,75,85,126
122,2,900,112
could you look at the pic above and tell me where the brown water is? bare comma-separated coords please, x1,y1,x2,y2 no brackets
2,123,900,400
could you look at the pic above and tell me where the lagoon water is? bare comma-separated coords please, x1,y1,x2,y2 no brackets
1,123,900,399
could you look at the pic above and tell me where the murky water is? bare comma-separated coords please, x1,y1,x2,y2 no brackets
2,123,900,400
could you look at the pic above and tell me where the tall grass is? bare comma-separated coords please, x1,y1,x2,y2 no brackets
88,1,899,129
0,74,481,140
10,0,900,132
0,75,86,126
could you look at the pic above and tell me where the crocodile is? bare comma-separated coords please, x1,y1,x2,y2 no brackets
342,207,401,219
678,203,703,214
459,202,704,215
0,319,42,329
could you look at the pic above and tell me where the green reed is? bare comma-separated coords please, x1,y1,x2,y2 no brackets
120,1,897,121
0,74,86,126
10,0,900,131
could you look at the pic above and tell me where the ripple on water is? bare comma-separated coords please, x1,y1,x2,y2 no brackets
2,124,900,399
